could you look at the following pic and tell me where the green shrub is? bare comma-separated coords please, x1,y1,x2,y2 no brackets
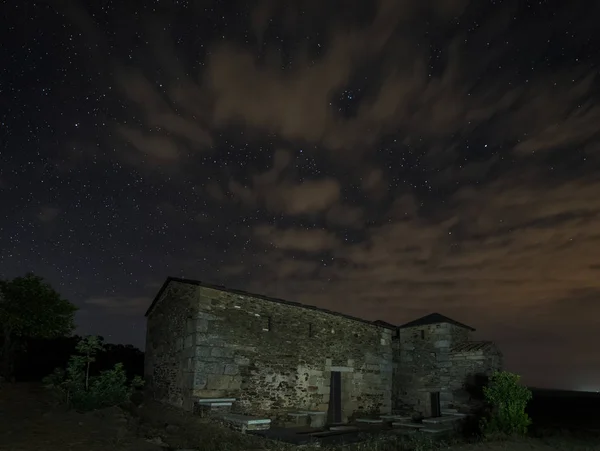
42,335,143,410
480,370,532,437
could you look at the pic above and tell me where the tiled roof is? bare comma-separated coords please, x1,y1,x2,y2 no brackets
398,312,475,331
451,340,497,353
145,277,398,329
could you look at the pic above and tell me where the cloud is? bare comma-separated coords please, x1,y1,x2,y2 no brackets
325,203,364,228
271,179,342,215
507,74,600,155
199,2,598,164
37,206,61,223
85,296,149,316
117,126,181,162
64,0,599,175
113,70,213,167
254,224,340,253
218,150,343,216
116,71,213,148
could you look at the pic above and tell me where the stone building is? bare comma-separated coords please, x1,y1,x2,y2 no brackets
144,277,502,423
394,314,503,416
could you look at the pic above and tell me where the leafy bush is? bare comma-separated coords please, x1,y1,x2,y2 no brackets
480,370,532,437
43,335,143,410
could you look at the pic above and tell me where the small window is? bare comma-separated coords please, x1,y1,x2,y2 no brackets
308,323,314,337
420,330,425,339
263,316,272,332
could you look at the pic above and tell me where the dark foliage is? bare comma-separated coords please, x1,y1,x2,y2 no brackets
13,335,144,382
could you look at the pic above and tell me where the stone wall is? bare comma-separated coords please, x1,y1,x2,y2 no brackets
145,281,200,410
189,285,394,422
395,324,446,415
394,323,499,415
448,343,503,411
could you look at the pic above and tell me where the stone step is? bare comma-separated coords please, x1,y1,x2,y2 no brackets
199,401,233,407
286,412,309,428
355,418,383,424
329,425,359,432
380,414,412,421
286,410,327,428
392,422,425,429
221,414,271,433
422,415,462,424
193,398,236,417
420,425,454,434
196,397,236,403
300,411,326,428
441,408,468,417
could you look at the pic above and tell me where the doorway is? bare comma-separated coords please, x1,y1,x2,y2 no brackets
327,371,342,424
430,391,441,417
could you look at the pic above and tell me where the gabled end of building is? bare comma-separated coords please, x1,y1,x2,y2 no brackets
398,312,476,332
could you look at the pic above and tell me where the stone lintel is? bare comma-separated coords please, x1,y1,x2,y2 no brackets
327,366,354,372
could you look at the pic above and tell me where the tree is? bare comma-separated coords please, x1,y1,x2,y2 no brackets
43,335,144,410
480,370,532,437
0,273,77,380
75,335,104,390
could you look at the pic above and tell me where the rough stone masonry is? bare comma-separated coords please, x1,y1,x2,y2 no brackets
144,277,502,423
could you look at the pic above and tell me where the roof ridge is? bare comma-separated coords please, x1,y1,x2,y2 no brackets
398,312,476,331
145,276,398,329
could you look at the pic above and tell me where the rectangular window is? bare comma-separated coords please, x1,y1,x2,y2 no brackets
263,316,272,332
421,330,425,339
308,323,314,337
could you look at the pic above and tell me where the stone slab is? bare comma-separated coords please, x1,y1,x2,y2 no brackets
392,422,425,428
298,410,326,415
221,414,271,425
286,412,309,428
221,414,271,433
422,415,461,424
421,426,454,434
201,402,232,407
355,418,383,424
329,426,359,432
196,397,236,403
380,415,412,421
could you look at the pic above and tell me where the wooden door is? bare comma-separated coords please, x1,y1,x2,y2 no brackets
327,371,342,424
430,391,441,417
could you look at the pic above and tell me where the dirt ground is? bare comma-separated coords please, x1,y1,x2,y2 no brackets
1,383,598,451
0,383,272,451
0,383,163,451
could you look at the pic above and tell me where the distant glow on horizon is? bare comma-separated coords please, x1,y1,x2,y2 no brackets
575,386,600,393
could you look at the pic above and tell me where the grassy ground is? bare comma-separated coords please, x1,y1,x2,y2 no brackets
1,383,599,451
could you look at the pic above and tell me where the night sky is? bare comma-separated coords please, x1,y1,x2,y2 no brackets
2,0,600,390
